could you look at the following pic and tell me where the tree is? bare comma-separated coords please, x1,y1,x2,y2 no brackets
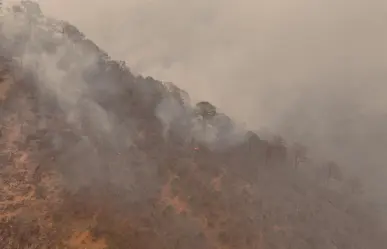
317,161,343,184
194,101,217,144
268,136,287,165
162,82,190,107
326,161,343,181
292,142,307,169
61,21,85,41
245,131,260,152
195,101,217,120
21,0,42,17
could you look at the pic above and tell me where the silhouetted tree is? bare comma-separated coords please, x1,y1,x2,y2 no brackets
194,101,217,136
61,21,85,41
267,135,287,166
326,161,343,181
162,82,190,107
292,142,307,169
317,161,344,184
21,0,42,17
195,101,217,119
245,131,260,152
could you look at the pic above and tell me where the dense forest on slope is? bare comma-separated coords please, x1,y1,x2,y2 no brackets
0,1,385,248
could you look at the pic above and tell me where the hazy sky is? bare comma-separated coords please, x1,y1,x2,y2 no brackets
7,0,387,193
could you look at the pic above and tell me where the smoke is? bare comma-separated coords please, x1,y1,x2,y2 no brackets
1,2,105,132
2,0,387,198
31,0,387,198
155,87,246,151
0,2,143,190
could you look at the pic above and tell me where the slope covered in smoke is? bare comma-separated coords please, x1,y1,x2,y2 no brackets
0,2,386,248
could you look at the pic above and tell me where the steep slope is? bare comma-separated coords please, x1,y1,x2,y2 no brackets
0,2,386,249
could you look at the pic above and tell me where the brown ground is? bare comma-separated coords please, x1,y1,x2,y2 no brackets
0,3,387,248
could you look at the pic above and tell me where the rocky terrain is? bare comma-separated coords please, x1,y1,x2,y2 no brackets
0,1,386,248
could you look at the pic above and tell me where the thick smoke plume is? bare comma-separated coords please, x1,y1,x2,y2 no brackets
0,0,250,191
1,1,387,248
33,0,387,198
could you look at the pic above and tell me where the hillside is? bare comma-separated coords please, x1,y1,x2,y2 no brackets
0,2,386,248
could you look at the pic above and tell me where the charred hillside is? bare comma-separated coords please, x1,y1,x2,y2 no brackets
0,2,386,249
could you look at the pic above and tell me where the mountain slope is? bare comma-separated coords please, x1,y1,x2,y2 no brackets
0,2,386,248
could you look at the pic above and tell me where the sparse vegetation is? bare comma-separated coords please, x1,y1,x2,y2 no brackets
0,2,385,249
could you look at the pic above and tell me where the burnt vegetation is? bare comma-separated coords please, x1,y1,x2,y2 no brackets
0,1,385,249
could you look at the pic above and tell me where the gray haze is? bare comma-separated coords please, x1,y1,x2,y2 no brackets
10,0,387,195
